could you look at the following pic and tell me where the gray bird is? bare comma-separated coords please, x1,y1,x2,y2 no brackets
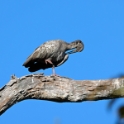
23,39,84,75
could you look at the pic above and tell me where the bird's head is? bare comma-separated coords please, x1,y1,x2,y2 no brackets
66,40,84,54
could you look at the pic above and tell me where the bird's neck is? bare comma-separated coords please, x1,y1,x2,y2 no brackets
66,42,76,50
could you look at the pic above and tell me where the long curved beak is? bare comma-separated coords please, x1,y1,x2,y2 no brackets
66,49,77,54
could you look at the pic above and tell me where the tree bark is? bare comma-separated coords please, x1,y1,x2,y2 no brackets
0,74,124,115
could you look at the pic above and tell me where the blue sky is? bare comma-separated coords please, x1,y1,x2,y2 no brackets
0,0,124,123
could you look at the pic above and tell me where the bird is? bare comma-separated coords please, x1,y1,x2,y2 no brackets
23,39,84,75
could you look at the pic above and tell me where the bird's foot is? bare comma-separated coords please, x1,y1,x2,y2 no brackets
50,74,61,77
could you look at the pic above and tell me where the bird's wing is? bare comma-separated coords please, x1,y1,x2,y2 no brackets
23,40,62,67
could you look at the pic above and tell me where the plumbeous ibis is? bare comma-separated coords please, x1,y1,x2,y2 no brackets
23,39,84,75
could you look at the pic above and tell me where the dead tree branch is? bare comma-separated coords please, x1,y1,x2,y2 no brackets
0,74,124,115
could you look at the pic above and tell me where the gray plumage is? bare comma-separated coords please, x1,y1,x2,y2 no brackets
23,39,84,74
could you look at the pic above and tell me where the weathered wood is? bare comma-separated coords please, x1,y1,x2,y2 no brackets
0,74,124,115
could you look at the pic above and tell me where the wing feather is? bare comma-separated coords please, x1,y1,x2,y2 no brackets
23,40,63,68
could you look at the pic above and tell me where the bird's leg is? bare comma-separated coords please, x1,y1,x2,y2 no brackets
52,65,56,75
45,59,56,75
45,59,53,65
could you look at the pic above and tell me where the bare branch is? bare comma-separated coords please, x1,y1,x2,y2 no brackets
0,74,124,115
